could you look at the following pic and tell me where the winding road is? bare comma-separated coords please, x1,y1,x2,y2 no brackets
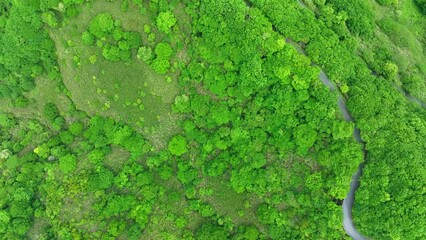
319,71,368,240
286,38,368,239
288,34,426,239
284,0,426,233
317,54,425,240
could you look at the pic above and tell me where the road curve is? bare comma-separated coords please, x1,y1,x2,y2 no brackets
319,69,368,240
342,163,367,240
286,38,368,239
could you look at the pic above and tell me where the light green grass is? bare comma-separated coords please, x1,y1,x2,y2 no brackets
26,218,51,240
141,176,205,239
0,76,72,130
104,145,130,173
366,0,426,100
201,176,265,231
49,0,180,149
27,77,73,115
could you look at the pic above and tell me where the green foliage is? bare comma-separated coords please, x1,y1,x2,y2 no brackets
88,147,108,165
41,11,59,27
340,84,349,94
196,223,229,240
0,2,57,102
137,46,154,63
102,44,130,61
383,62,399,81
168,135,188,156
0,211,10,233
149,42,174,74
151,58,171,74
0,113,15,128
102,194,135,217
172,94,190,113
252,0,426,238
237,226,261,240
294,124,317,155
69,122,84,136
414,0,426,13
332,121,353,140
82,31,95,46
43,103,60,122
376,0,398,6
59,131,74,145
59,154,77,174
123,31,141,49
89,54,97,64
1,0,425,239
156,11,177,34
327,0,374,37
155,42,173,59
87,167,114,191
86,14,141,62
89,13,115,38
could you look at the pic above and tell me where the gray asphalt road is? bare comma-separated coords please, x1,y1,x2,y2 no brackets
343,164,367,240
286,38,368,239
319,70,367,240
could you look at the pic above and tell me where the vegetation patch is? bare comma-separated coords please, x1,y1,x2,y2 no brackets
0,0,424,239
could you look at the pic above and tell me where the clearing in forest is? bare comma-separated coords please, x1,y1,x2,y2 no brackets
49,0,180,149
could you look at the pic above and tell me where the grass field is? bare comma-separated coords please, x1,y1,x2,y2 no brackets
44,2,198,238
104,145,131,173
202,176,265,230
361,0,426,101
49,0,180,149
140,175,205,239
0,76,72,131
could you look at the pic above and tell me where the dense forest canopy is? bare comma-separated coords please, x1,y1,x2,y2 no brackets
0,0,425,239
